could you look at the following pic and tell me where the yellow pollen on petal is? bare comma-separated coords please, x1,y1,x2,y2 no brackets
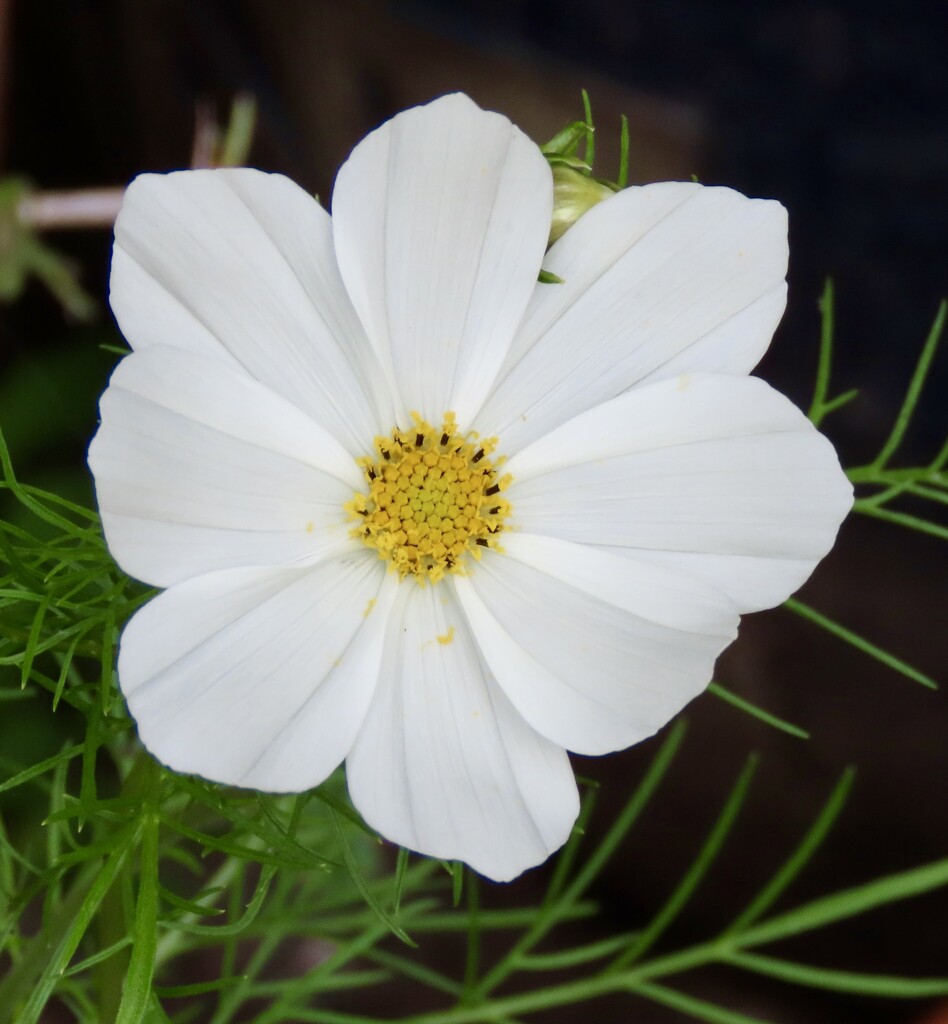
346,412,511,584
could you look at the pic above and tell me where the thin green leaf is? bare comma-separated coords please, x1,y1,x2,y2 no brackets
52,631,83,710
148,991,175,1023
154,976,244,998
785,597,938,688
617,114,630,188
819,388,859,417
543,782,598,905
855,478,917,511
310,858,441,916
739,855,948,947
159,818,314,869
176,779,336,868
463,872,480,996
49,830,140,870
43,795,145,826
364,948,461,996
161,864,276,937
158,883,226,918
116,815,160,1024
0,742,83,794
393,846,410,915
0,523,44,589
23,236,97,320
99,609,116,711
932,435,948,472
707,682,810,739
160,846,204,876
308,783,378,836
0,683,36,701
78,707,103,829
61,936,134,978
519,932,637,971
854,502,948,542
0,427,98,537
635,981,769,1024
726,950,948,998
6,821,141,1024
808,278,835,426
19,594,48,688
450,860,464,907
871,299,946,469
252,969,394,997
406,902,598,933
561,721,687,909
581,89,595,169
611,755,758,969
328,808,416,947
910,481,948,507
726,767,856,934
5,479,102,526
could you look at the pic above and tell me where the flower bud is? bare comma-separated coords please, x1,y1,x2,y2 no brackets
548,164,615,245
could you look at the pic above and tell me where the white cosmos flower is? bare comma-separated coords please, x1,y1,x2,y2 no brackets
89,93,852,882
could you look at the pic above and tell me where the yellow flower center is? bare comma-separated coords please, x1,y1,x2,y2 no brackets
347,413,511,584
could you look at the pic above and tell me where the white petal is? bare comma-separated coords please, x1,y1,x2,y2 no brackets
596,548,820,615
88,345,363,587
111,168,392,451
475,182,788,452
118,553,395,791
346,583,578,882
454,538,737,755
505,373,852,613
331,93,553,426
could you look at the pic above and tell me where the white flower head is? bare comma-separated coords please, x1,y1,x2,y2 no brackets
89,93,852,882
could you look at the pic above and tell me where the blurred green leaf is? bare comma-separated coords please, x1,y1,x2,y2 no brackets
0,177,96,319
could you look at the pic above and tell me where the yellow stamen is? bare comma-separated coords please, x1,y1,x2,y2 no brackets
346,413,511,584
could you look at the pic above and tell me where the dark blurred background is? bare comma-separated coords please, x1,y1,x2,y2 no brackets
0,2,945,1022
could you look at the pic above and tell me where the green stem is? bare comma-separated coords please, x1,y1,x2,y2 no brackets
847,465,946,485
